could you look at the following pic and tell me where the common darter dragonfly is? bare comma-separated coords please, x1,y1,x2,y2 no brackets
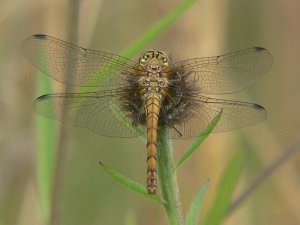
23,34,272,194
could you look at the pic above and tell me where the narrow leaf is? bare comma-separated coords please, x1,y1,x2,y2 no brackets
202,152,243,225
99,161,165,204
185,180,209,225
120,0,199,59
175,111,222,170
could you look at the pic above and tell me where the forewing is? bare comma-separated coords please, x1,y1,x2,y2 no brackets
168,95,267,138
171,47,272,94
34,90,144,137
22,34,142,87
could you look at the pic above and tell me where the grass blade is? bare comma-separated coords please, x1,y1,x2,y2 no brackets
175,111,222,170
99,161,165,204
120,0,199,58
185,180,209,225
202,152,243,225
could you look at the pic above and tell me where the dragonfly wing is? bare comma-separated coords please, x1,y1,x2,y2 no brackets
34,90,145,137
22,34,142,87
167,95,267,138
171,47,272,94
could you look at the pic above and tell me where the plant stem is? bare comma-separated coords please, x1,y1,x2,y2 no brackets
157,128,184,225
49,1,80,225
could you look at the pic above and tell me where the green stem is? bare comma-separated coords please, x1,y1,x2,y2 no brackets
157,128,183,225
49,2,80,225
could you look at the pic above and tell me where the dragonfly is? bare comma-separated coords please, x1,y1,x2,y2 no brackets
22,34,272,195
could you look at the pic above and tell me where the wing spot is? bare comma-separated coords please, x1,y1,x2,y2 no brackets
33,34,48,40
254,47,265,51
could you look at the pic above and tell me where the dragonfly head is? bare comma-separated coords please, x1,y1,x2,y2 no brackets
139,50,170,68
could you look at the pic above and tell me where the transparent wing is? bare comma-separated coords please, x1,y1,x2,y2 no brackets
34,90,144,137
171,47,272,94
22,34,142,87
167,95,267,138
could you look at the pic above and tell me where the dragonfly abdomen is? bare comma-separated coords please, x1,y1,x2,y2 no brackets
145,92,161,194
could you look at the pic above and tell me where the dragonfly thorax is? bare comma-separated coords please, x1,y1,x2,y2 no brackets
138,73,168,96
137,50,170,96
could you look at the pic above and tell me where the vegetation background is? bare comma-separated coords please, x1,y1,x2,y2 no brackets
0,0,299,225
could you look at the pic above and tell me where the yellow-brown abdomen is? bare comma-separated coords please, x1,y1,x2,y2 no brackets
145,93,161,194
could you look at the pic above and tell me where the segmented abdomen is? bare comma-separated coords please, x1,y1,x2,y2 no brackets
145,93,161,194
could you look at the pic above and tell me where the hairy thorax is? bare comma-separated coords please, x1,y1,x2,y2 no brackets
120,50,197,131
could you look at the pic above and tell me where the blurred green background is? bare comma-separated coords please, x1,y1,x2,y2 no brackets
0,0,300,225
